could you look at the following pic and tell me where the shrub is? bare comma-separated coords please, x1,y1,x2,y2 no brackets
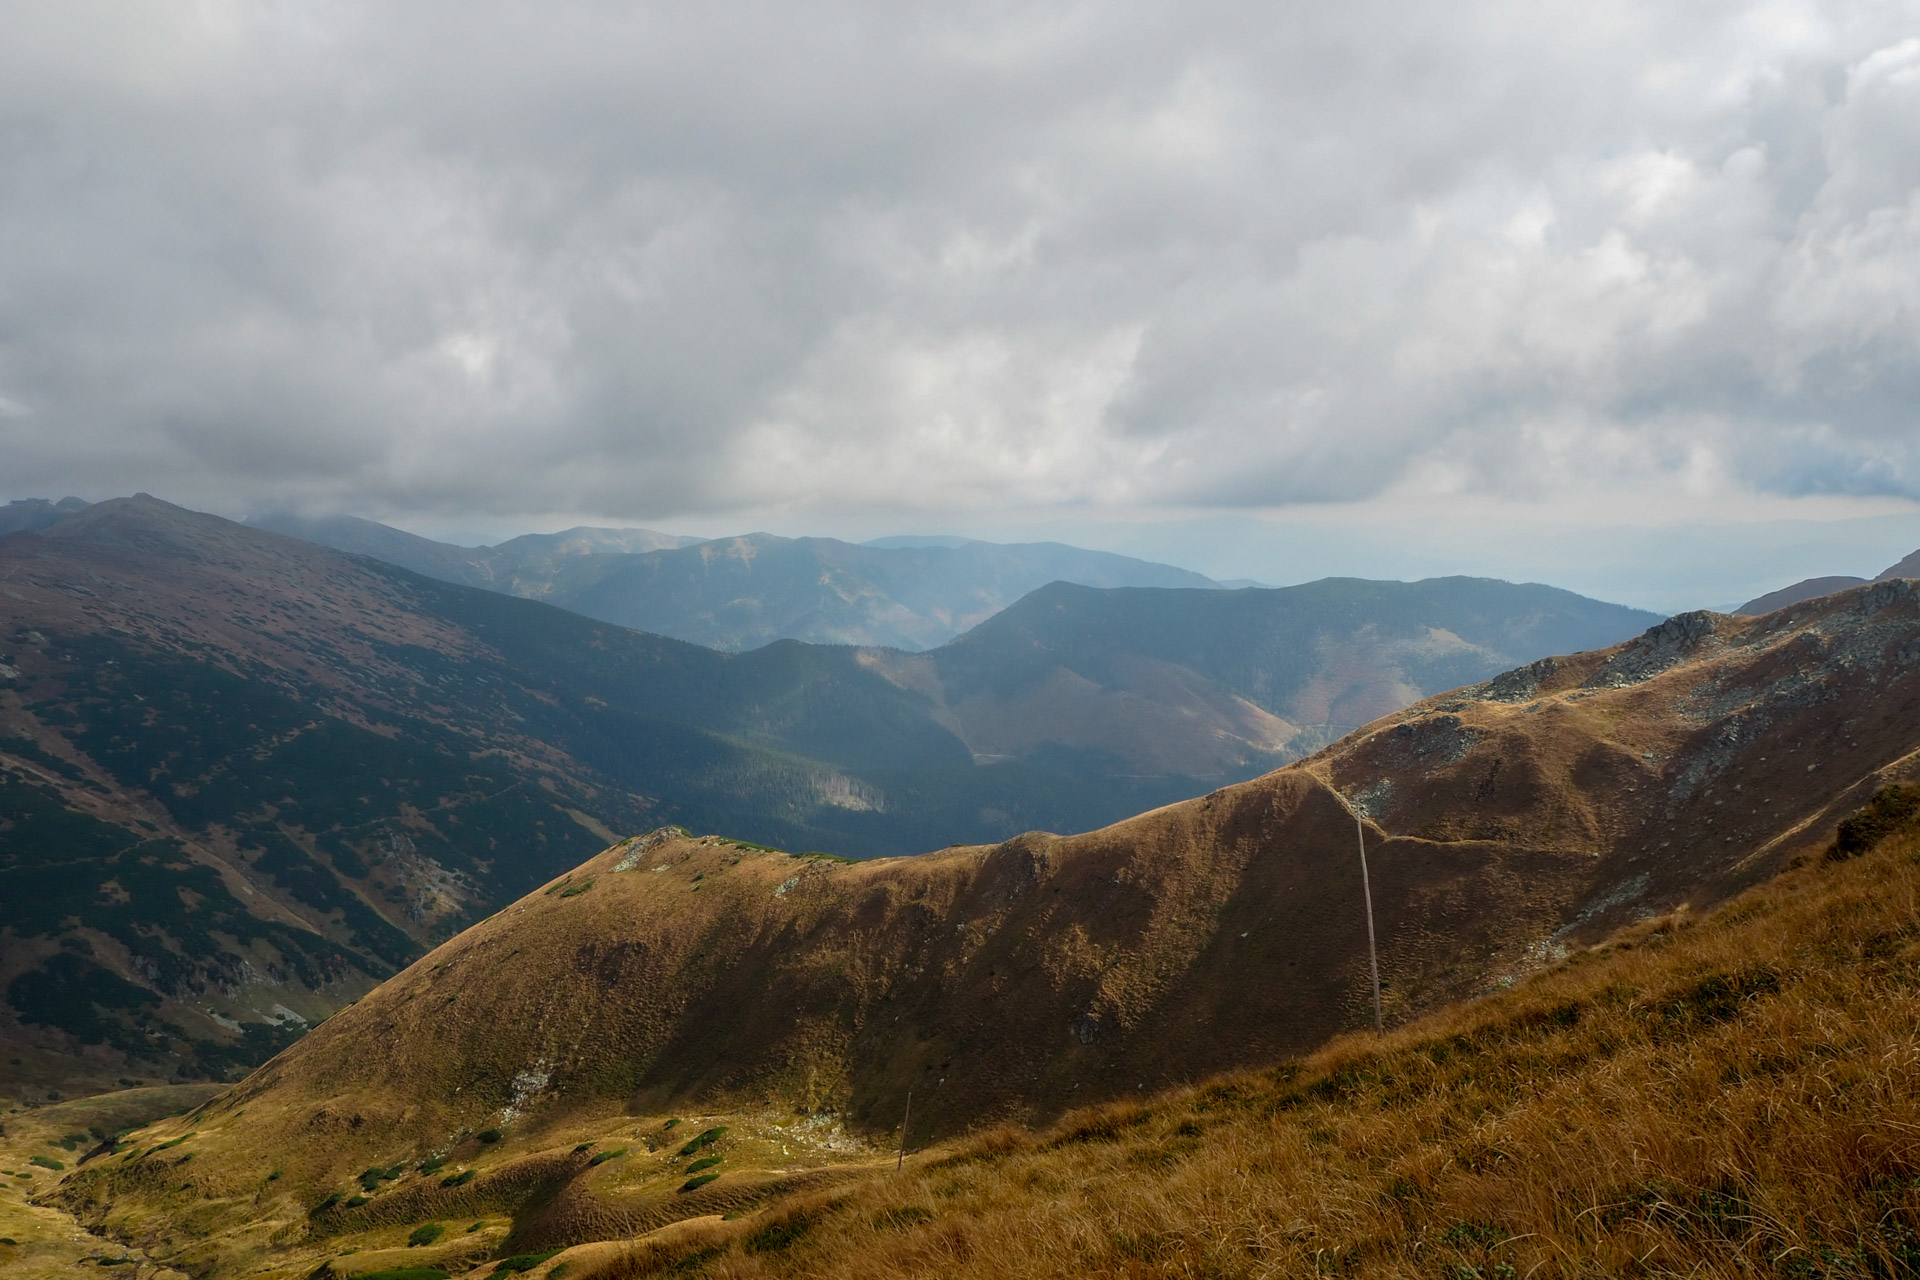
684,1155,722,1174
492,1250,562,1273
676,1126,727,1157
408,1223,445,1247
351,1270,449,1280
557,879,595,898
267,1169,283,1181
662,1118,681,1130
587,1148,628,1167
345,1194,371,1208
476,1129,502,1144
678,1173,720,1193
441,1169,477,1187
311,1192,343,1215
418,1156,447,1174
1828,783,1920,861
28,1155,63,1171
571,1143,593,1153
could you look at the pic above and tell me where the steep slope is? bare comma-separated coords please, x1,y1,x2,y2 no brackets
864,576,1662,774
51,580,1920,1278
0,499,1199,1092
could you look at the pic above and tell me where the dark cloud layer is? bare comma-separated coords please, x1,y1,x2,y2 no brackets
2,1,1918,526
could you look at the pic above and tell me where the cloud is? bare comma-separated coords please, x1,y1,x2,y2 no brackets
1,0,1918,525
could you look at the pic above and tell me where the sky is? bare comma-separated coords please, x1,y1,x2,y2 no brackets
3,1,1920,610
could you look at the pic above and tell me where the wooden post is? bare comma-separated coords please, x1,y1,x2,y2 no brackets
1358,813,1383,1037
897,1088,912,1171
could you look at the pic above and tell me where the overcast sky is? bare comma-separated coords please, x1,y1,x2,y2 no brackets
3,1,1920,608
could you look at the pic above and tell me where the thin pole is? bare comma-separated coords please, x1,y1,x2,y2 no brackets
896,1088,912,1171
1357,814,1383,1037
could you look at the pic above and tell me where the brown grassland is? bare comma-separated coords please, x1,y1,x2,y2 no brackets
584,800,1920,1280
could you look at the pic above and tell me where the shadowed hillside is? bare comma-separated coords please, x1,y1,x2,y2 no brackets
39,579,1920,1278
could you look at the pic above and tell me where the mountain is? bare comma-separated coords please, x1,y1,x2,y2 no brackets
0,496,1661,1096
0,496,90,536
864,577,1662,776
1733,545,1920,614
0,499,1209,1093
38,579,1920,1279
245,513,702,595
249,510,1223,651
534,534,1223,651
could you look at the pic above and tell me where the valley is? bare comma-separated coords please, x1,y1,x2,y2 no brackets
7,573,1919,1277
0,496,1654,1092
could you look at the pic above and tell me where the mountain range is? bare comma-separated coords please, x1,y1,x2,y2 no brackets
31,574,1920,1280
0,496,1660,1094
248,511,1222,651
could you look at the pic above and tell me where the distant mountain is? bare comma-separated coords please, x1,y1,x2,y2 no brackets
245,512,702,594
860,577,1664,778
0,495,89,535
538,534,1222,651
1736,575,1870,616
249,512,1220,650
1735,547,1920,614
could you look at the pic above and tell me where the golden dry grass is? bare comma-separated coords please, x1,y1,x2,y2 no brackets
584,818,1920,1280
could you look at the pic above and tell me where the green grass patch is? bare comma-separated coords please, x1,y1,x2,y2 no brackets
556,878,595,897
347,1269,449,1280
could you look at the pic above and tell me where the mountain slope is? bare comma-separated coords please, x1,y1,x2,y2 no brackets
0,499,1201,1091
49,579,1920,1278
862,576,1663,775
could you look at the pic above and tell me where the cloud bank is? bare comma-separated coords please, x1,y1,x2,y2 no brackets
2,0,1918,527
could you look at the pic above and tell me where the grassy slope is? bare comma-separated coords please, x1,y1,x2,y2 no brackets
0,1083,218,1280
583,803,1920,1280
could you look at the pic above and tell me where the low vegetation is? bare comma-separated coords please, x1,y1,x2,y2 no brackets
582,787,1920,1279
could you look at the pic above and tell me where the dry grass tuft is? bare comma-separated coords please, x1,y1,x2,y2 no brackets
584,795,1920,1279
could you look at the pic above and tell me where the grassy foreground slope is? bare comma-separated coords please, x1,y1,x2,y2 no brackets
581,791,1920,1280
